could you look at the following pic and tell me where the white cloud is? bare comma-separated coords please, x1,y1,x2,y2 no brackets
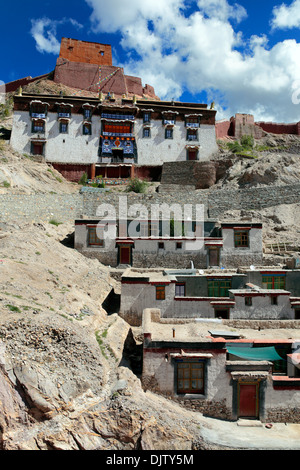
196,0,247,23
30,17,83,55
30,18,61,55
271,0,300,30
85,0,300,122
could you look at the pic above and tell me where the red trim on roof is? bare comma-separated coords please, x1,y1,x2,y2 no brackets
260,271,287,274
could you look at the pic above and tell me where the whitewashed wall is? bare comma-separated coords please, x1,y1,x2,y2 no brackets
222,228,263,255
143,349,231,402
11,111,218,165
135,119,218,164
230,294,294,320
10,111,100,164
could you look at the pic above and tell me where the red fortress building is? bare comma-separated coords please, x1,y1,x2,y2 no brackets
54,37,157,99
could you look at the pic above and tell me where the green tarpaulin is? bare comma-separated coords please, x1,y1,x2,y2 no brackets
227,346,283,362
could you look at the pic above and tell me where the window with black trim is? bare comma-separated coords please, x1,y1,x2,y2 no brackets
177,361,204,394
83,123,92,135
185,117,199,127
143,127,151,138
58,106,71,119
143,112,151,123
31,103,48,119
88,227,104,247
59,121,69,134
234,230,249,248
175,283,185,297
32,120,45,134
245,296,252,306
186,129,198,141
163,114,176,126
83,108,92,120
165,128,173,139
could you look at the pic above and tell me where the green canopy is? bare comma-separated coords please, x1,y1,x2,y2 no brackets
227,346,283,362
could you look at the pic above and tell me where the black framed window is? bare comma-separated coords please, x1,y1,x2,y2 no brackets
175,283,185,297
83,123,92,135
234,231,249,248
177,361,204,394
32,120,45,133
143,127,151,138
165,128,173,139
88,227,104,247
59,121,69,134
83,108,92,119
187,129,198,141
143,112,151,123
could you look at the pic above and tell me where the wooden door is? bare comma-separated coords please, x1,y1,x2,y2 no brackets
209,248,220,266
188,149,197,161
119,246,131,265
33,143,43,155
239,383,259,418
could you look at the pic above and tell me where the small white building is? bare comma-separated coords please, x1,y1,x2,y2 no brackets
74,218,263,269
142,308,300,423
120,268,297,326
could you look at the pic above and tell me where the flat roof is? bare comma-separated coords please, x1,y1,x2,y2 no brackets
143,312,300,344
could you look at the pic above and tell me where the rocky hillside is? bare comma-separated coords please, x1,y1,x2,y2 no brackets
215,134,300,189
0,220,222,451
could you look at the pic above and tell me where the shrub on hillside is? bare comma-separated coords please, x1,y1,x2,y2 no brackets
126,178,149,193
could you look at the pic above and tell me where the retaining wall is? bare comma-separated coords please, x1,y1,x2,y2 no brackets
1,182,300,223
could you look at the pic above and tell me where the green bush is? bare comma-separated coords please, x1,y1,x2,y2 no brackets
240,135,254,148
227,141,244,153
227,135,255,154
126,178,149,194
79,172,88,186
49,219,62,227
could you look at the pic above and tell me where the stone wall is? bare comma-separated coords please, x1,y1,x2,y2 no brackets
265,407,300,423
160,161,217,189
1,182,300,223
0,193,83,224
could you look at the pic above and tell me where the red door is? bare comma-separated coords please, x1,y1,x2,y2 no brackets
239,383,258,418
119,246,131,265
33,143,43,155
188,150,197,160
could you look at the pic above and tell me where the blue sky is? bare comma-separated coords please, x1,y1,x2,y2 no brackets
1,0,300,122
